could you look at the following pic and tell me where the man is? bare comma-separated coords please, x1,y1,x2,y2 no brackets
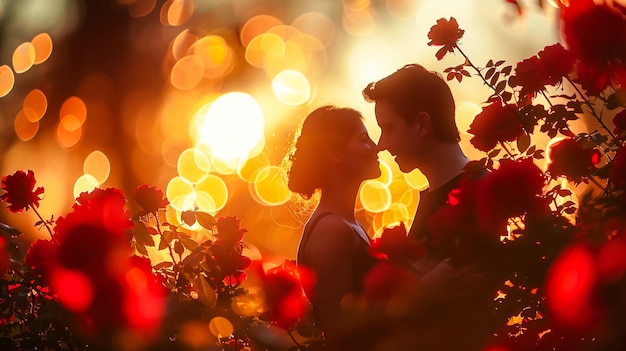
361,63,495,351
362,63,471,247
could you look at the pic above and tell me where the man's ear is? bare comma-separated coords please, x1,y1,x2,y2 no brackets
409,111,432,137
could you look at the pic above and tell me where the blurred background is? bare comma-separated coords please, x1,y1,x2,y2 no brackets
0,0,561,264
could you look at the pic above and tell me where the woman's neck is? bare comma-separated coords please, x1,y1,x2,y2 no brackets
316,181,360,222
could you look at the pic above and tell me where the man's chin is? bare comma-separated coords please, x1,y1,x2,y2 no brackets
396,158,417,173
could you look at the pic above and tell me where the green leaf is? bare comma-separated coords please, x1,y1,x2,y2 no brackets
132,220,155,247
195,212,217,229
488,148,501,158
194,275,217,308
516,133,530,153
159,231,174,251
174,240,185,257
132,240,149,256
180,237,199,251
154,261,173,270
181,211,196,226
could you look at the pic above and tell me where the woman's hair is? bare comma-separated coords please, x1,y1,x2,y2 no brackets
287,105,364,199
362,63,460,143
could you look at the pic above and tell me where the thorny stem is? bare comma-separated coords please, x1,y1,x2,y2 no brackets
456,46,510,103
153,212,178,267
499,141,515,157
29,205,56,243
565,77,616,139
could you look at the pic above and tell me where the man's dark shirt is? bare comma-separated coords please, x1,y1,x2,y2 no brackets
408,173,465,244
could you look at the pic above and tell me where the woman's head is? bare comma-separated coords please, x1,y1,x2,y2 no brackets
287,105,380,199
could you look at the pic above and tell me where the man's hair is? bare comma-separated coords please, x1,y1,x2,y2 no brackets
362,64,460,143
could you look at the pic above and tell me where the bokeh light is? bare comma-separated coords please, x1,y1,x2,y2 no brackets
0,65,15,97
271,69,311,106
83,150,111,184
196,92,265,163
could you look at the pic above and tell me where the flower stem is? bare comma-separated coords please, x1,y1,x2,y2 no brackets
154,212,178,267
456,46,509,103
565,77,615,139
29,205,56,243
498,141,515,157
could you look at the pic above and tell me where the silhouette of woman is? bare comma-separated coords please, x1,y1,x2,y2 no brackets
287,105,381,349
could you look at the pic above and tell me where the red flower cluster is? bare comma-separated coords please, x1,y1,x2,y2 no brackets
428,158,546,247
561,0,626,95
370,223,426,263
427,17,465,60
547,137,601,183
468,101,524,152
0,170,44,213
545,232,626,333
509,44,576,98
22,186,167,338
133,184,169,216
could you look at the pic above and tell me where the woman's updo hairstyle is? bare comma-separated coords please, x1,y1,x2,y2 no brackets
287,105,364,199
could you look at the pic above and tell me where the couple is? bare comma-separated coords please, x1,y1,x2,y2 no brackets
287,64,485,350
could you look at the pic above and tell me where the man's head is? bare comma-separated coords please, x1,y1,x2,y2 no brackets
363,64,460,172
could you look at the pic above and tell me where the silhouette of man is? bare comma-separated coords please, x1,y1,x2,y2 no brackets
363,64,471,251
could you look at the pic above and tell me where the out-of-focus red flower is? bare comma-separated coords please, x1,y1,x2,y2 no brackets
71,188,132,234
562,1,626,95
545,242,603,332
613,110,626,137
609,145,626,189
475,158,545,233
133,184,169,216
261,261,310,328
427,17,465,60
0,170,44,213
0,236,10,276
123,255,167,336
468,101,524,152
597,233,626,284
370,223,426,263
215,216,247,246
362,262,420,303
547,138,601,182
24,239,58,278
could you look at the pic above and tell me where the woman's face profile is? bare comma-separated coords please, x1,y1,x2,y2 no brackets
339,122,381,181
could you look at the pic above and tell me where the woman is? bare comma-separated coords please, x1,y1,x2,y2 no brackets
287,105,381,349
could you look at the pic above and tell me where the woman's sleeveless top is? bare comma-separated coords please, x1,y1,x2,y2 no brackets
297,212,379,300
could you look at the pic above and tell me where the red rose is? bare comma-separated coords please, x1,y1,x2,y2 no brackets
475,158,545,233
468,101,524,152
509,56,549,98
427,17,465,60
215,216,247,246
133,184,169,216
0,170,44,213
539,43,576,86
609,145,626,189
613,110,626,137
370,223,426,263
547,138,601,182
